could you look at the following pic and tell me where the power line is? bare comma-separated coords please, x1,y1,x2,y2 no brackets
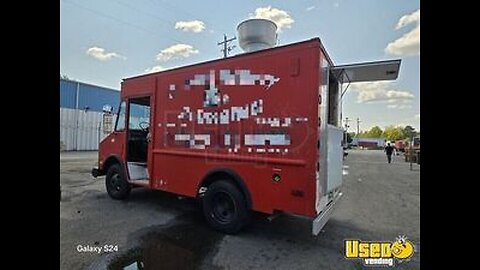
149,0,231,34
110,0,195,44
63,0,241,61
112,0,176,25
62,0,187,44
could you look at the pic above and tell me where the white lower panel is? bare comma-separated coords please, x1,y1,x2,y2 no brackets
327,125,343,192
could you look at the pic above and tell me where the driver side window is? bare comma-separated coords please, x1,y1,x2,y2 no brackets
129,101,150,130
115,101,126,131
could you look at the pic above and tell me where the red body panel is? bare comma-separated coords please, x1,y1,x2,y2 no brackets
101,38,332,218
99,131,126,167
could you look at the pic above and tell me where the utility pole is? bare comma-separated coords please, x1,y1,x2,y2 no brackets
218,34,236,58
356,117,361,137
344,117,350,130
344,117,350,147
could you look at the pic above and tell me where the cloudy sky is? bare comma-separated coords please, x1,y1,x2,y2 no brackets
60,0,420,131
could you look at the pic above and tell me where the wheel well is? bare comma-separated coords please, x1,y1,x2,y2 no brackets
199,169,252,209
103,156,122,173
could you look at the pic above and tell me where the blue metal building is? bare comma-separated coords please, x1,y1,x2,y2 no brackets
60,79,120,112
60,79,120,151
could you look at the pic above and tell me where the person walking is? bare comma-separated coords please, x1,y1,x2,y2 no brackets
385,143,394,164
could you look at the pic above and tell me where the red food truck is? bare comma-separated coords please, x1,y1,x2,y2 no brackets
92,20,400,235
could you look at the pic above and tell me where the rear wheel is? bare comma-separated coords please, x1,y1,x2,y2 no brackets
105,164,131,200
202,180,250,234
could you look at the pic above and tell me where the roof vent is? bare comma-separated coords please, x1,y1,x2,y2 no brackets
237,19,277,53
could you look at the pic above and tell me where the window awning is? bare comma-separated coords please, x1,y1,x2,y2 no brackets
331,59,401,83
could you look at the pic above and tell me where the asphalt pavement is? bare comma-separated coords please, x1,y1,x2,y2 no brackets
60,149,420,270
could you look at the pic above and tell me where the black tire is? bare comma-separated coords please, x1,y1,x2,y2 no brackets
202,180,250,234
105,164,131,200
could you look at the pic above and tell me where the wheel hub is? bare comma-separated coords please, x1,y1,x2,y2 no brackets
111,174,121,191
212,192,236,224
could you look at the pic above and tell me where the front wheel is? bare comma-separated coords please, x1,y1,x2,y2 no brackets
105,164,131,200
202,180,250,234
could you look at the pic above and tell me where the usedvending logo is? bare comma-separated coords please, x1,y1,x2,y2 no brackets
344,235,415,267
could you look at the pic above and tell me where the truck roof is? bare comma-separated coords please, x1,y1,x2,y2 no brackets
122,38,333,82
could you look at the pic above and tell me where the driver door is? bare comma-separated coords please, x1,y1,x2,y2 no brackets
125,96,151,181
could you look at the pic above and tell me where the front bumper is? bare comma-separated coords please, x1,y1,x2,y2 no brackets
312,191,343,235
91,167,104,178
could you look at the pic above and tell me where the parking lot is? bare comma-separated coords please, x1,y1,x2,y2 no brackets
60,150,420,270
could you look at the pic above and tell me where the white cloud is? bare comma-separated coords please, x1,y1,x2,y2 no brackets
86,46,126,61
306,6,315,11
387,104,412,109
386,99,411,104
350,82,415,109
385,9,420,56
395,9,420,30
174,20,205,33
385,26,420,56
333,2,339,8
251,6,294,32
144,65,165,73
156,44,199,62
414,114,420,120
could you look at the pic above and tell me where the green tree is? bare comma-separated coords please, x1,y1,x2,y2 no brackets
357,131,368,138
403,125,417,139
366,126,383,138
383,126,406,141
